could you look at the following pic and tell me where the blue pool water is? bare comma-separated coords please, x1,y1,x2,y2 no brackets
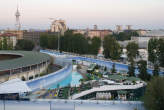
48,71,82,89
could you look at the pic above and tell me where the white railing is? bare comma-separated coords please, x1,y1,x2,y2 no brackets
70,83,145,99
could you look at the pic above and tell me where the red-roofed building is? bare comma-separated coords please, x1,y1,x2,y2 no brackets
73,25,113,40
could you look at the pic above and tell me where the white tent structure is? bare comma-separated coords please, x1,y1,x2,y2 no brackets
0,78,31,94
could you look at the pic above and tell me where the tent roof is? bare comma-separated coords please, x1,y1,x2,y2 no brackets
0,78,31,94
0,51,50,71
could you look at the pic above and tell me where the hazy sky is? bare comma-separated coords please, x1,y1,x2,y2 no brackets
0,0,164,30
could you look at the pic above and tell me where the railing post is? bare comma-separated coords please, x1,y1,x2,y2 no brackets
3,99,5,110
49,101,51,110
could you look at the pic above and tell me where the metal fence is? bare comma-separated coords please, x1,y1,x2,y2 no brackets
0,100,145,110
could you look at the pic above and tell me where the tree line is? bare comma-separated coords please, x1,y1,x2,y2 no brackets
148,38,164,68
0,38,34,51
125,38,164,81
113,31,139,41
40,30,101,55
40,31,164,79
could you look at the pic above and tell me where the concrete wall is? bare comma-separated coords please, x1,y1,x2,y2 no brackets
0,62,49,83
26,64,72,91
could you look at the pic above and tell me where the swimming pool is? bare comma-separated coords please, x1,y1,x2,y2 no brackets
48,71,83,89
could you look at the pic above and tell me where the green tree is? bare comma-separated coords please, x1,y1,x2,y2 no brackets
148,38,159,64
144,77,164,110
158,38,164,67
40,34,48,48
128,61,135,76
137,60,150,81
148,38,164,75
0,40,2,50
111,63,116,74
15,39,34,51
126,42,139,76
153,64,159,76
126,42,139,62
7,41,13,50
3,37,8,50
60,31,89,54
103,35,122,60
47,35,58,49
89,36,101,55
114,31,139,41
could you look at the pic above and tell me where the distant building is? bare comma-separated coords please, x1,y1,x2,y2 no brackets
0,33,17,48
121,48,148,62
73,25,113,40
126,25,132,30
116,25,123,32
131,30,164,48
94,25,98,30
50,19,67,35
136,29,150,36
87,29,112,40
73,29,86,35
5,30,24,40
23,31,57,45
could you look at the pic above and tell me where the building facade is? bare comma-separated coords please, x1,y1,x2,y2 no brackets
23,31,57,45
131,30,164,48
0,33,17,48
50,19,67,35
73,25,113,40
5,30,24,40
87,29,113,40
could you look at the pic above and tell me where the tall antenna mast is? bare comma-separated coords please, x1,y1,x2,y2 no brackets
15,3,21,30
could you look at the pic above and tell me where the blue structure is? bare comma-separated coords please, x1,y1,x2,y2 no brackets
41,50,164,75
27,50,163,91
26,64,72,91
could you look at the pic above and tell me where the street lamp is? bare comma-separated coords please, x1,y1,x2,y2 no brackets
58,31,60,52
49,101,52,110
58,28,62,52
3,97,5,110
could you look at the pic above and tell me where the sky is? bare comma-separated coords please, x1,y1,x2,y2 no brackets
0,0,164,30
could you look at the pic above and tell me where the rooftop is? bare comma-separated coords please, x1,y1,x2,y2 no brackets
0,51,50,71
144,30,164,37
0,33,17,37
0,78,31,94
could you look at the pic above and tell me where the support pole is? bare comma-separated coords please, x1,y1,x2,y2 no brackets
58,31,60,52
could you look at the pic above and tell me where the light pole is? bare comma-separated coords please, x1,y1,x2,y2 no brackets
3,98,5,110
49,101,52,110
58,28,62,52
58,31,60,52
74,102,75,110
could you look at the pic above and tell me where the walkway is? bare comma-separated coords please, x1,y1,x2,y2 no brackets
70,83,145,99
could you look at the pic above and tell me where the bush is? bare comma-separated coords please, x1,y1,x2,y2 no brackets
143,77,164,110
15,39,34,51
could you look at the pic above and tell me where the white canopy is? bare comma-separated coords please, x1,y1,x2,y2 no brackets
101,80,115,84
0,78,32,94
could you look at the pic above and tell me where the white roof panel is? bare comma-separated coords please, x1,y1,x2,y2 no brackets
0,78,31,94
